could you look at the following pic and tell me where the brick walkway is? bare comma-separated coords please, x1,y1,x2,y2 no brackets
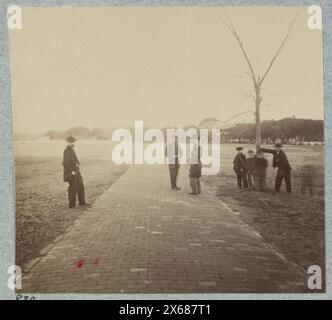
21,164,308,293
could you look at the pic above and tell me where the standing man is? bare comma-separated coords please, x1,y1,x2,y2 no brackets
189,136,202,195
165,136,183,191
300,156,315,196
63,136,90,208
246,150,256,190
233,146,248,190
253,151,268,192
260,140,292,193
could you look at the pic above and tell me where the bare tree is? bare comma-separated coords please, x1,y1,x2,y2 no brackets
214,8,300,149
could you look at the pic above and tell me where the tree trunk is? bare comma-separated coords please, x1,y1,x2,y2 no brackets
255,86,262,150
216,9,299,150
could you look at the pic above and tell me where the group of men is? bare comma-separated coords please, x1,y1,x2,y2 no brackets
62,136,295,209
165,136,202,195
233,140,292,193
62,135,203,209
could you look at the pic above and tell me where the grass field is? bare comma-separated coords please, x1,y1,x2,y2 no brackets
202,144,325,272
15,140,128,268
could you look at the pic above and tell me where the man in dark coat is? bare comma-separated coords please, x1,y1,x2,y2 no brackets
233,147,248,189
165,136,183,191
260,140,292,193
246,150,256,190
189,137,202,195
63,136,89,208
253,151,268,191
300,156,315,196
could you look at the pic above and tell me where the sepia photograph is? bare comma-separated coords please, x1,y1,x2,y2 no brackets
8,5,325,294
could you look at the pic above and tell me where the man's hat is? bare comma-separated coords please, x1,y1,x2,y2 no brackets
236,146,243,151
66,136,76,143
274,139,282,147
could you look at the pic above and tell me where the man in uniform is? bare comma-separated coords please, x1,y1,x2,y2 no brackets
233,146,248,189
63,136,90,208
260,139,292,193
165,135,183,191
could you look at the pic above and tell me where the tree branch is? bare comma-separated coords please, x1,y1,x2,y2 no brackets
259,12,300,86
214,8,300,89
261,87,291,99
222,8,258,87
221,110,256,124
212,10,235,35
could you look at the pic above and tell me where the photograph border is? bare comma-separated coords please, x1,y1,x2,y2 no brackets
0,0,331,300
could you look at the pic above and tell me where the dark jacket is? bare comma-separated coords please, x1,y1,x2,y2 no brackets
63,146,80,182
246,157,255,174
253,157,268,173
189,145,202,178
260,148,292,174
233,153,247,174
165,142,183,166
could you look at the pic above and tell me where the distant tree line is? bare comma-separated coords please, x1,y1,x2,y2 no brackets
45,118,323,145
46,126,201,140
222,118,324,144
46,127,111,140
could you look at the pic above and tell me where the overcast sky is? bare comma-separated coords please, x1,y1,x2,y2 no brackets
9,6,324,133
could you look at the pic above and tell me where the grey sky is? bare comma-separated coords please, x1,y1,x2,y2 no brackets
9,6,324,133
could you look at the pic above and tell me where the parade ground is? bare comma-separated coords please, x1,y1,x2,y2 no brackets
14,141,324,293
19,162,310,293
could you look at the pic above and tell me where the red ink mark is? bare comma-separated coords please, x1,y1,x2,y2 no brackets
93,258,100,267
75,259,85,269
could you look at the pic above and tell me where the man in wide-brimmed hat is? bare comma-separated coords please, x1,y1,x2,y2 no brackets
233,146,248,189
260,139,292,193
63,136,90,208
